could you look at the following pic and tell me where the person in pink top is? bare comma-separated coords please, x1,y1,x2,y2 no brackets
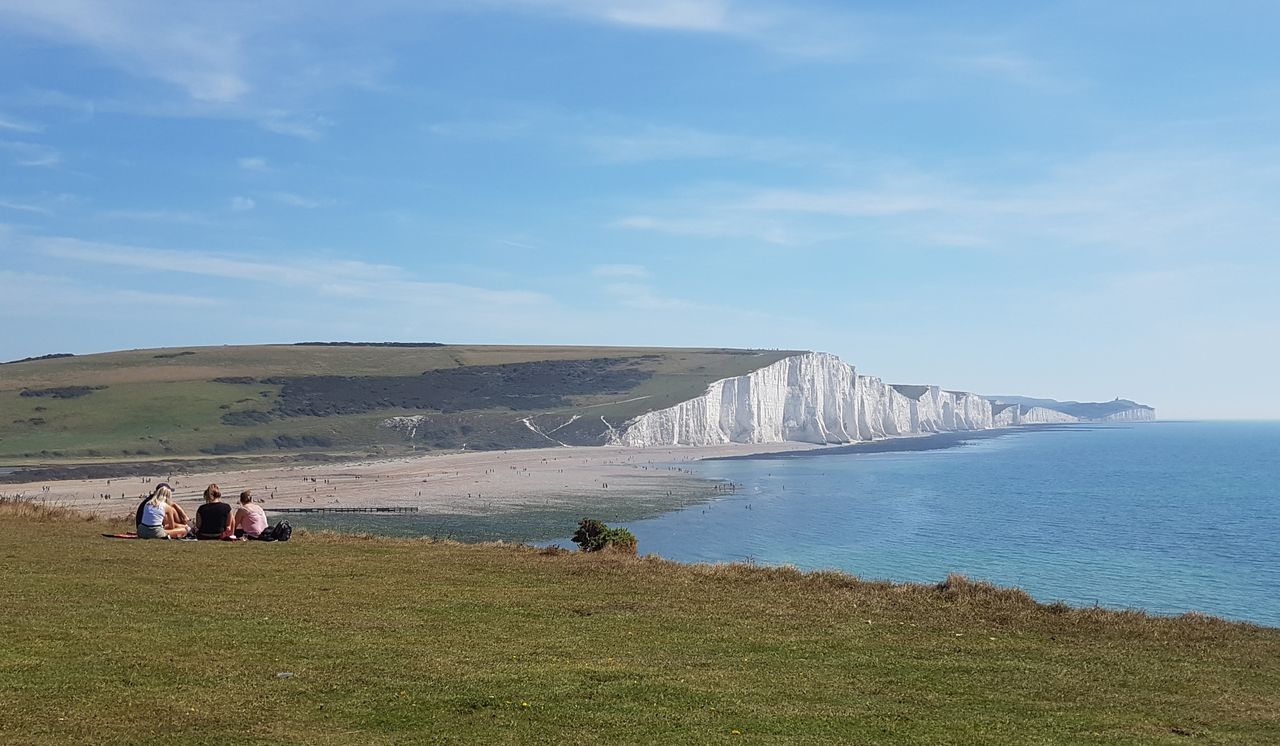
234,490,269,540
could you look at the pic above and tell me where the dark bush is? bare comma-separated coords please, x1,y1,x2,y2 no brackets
273,434,333,449
571,518,637,554
20,386,104,399
220,410,273,426
211,376,257,384
199,437,267,455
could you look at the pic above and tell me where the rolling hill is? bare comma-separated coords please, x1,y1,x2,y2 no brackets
0,344,797,467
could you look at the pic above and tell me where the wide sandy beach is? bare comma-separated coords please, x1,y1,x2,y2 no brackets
1,443,818,519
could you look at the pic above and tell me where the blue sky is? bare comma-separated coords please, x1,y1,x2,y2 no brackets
1,1,1277,419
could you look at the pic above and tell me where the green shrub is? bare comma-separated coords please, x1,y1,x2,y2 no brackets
572,518,637,554
602,527,637,554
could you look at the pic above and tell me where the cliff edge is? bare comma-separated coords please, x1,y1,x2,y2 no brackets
615,352,992,447
614,352,1155,448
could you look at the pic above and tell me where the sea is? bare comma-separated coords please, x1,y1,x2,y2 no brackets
569,421,1280,627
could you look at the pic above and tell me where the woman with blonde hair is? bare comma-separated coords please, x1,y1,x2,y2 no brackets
194,483,236,540
135,484,191,539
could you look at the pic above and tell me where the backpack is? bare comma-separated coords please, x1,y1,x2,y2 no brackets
271,520,292,542
253,520,291,542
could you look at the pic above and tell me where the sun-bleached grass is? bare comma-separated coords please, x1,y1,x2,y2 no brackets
0,495,123,524
2,501,1277,745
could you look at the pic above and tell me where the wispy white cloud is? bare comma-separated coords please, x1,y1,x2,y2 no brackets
0,269,220,309
1,140,61,167
258,111,331,141
495,238,540,250
237,156,269,171
0,113,42,133
427,116,538,141
229,196,256,211
428,105,854,171
0,200,54,216
594,279,805,332
0,4,356,139
612,213,801,245
591,263,650,279
32,236,550,309
41,241,328,288
611,147,1280,257
483,0,859,57
509,0,733,32
584,125,836,165
269,192,331,209
0,1,249,103
5,231,809,355
737,189,941,216
99,209,208,224
945,51,1068,90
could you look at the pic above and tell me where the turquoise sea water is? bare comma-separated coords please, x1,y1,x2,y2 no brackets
596,422,1280,626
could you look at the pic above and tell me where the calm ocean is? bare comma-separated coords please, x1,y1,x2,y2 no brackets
605,422,1280,626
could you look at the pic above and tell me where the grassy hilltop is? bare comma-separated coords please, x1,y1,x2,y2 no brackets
3,501,1278,745
0,344,796,467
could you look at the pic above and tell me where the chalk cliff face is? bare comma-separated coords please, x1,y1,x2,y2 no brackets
615,352,993,447
1017,406,1080,424
990,402,1156,425
1098,408,1157,422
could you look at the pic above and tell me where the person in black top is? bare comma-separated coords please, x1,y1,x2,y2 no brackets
194,483,235,540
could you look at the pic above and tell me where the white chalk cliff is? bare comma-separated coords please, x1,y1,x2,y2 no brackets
991,401,1156,426
614,352,994,447
612,352,1155,447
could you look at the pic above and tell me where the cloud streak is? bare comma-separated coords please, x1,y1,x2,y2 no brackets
612,147,1280,257
0,1,249,103
0,113,42,133
0,200,54,216
33,236,552,309
591,263,650,279
269,192,331,209
584,125,839,165
2,140,61,167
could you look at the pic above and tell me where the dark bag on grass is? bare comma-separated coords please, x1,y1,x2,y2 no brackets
270,520,292,542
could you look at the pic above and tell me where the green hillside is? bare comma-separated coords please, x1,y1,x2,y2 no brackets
0,344,797,467
4,502,1278,745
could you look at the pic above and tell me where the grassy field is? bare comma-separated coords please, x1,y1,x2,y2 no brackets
2,501,1277,745
0,344,797,465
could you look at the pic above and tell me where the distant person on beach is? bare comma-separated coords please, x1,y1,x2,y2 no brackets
135,484,190,539
194,483,235,540
234,490,268,540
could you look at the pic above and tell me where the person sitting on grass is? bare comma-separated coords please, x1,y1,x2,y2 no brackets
234,490,269,540
135,484,191,540
194,483,236,541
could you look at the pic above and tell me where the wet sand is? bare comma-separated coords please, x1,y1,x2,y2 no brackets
0,443,819,520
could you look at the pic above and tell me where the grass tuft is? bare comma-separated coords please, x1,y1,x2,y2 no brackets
934,571,1039,607
0,496,122,525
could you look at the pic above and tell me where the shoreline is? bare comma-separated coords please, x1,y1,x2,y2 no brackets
0,425,1108,539
0,442,818,526
706,423,1105,461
